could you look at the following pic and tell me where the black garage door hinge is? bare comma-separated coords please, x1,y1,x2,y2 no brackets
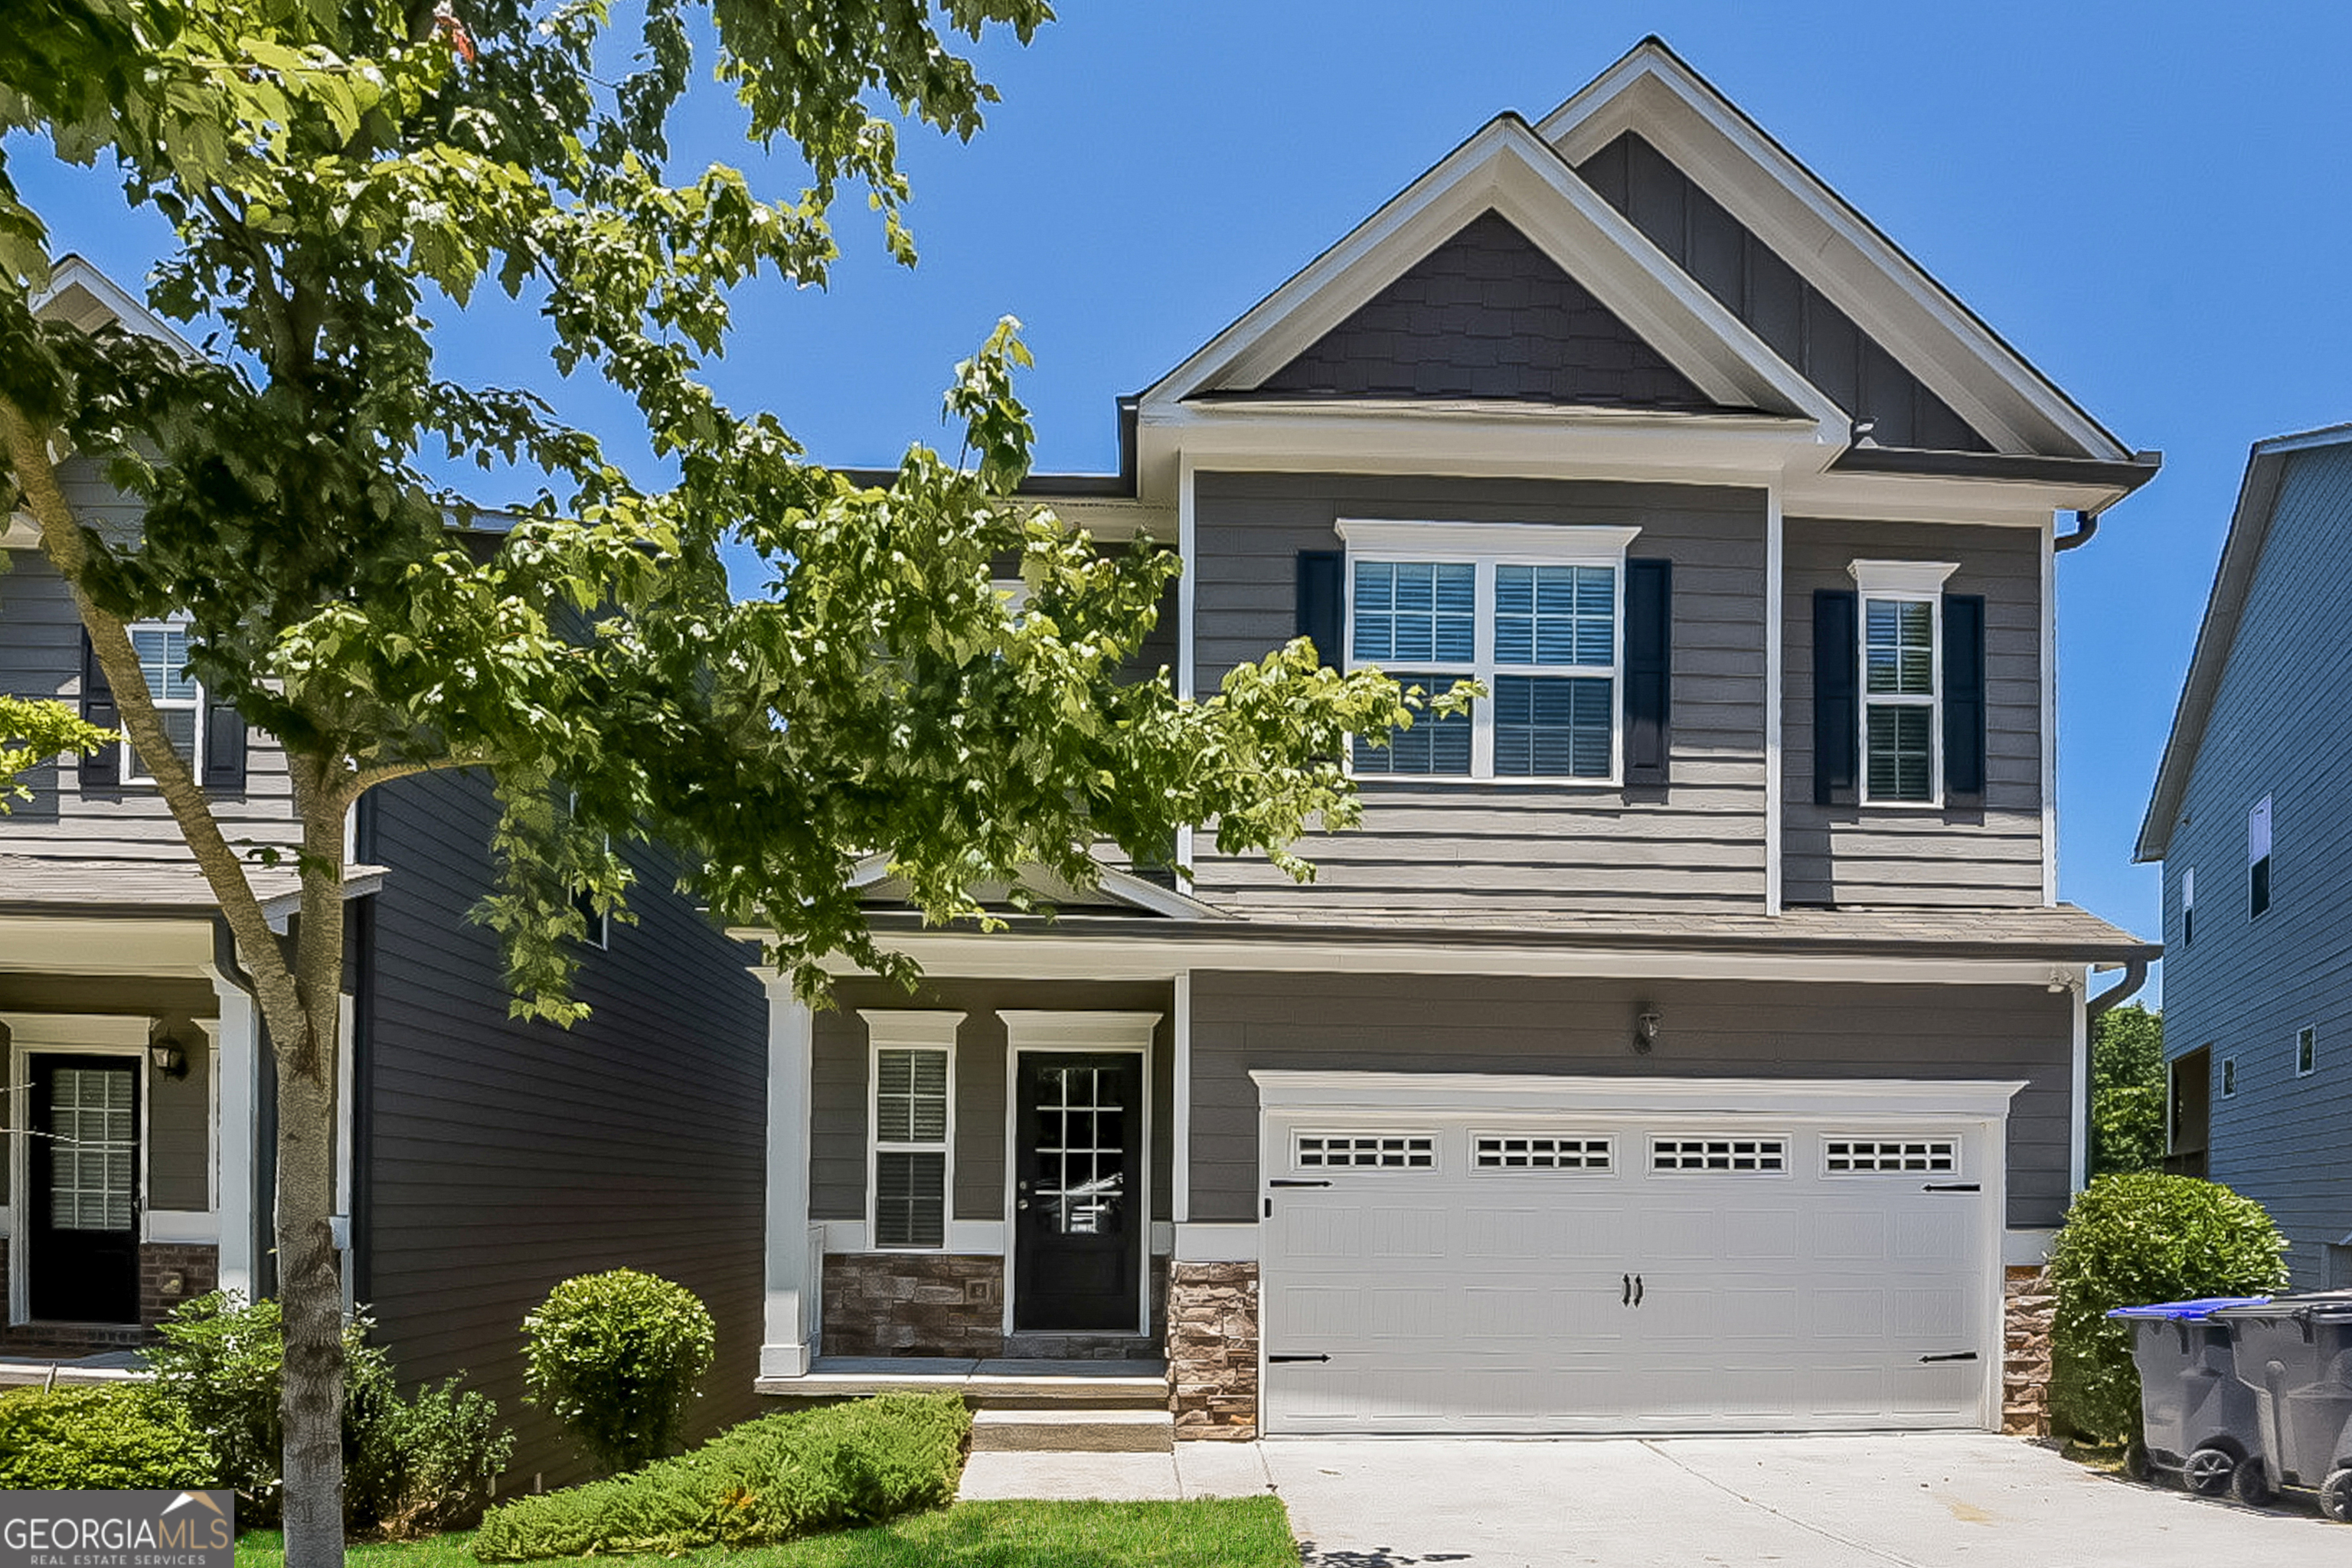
1268,1354,1331,1364
1919,1351,1980,1363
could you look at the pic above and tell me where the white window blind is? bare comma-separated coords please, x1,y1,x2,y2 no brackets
874,1047,949,1248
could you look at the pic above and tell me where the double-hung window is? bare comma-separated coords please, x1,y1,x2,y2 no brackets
123,620,203,784
1339,521,1638,782
1849,560,1956,805
864,1011,961,1250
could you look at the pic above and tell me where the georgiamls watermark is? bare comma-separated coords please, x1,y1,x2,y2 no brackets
0,1491,234,1568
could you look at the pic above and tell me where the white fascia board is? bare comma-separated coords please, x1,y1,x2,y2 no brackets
1779,464,2119,527
1249,1069,2029,1120
1142,116,1843,434
818,931,2092,990
1538,54,2127,462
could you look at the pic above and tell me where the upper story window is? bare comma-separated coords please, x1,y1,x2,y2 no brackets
2249,795,2272,918
2181,866,2195,947
2296,1025,2317,1079
123,621,203,784
1849,561,1956,805
1338,521,1638,783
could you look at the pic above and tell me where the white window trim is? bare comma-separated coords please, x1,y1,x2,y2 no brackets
1849,560,1957,808
1336,520,1641,786
2296,1024,2317,1080
862,1010,963,1253
121,618,203,786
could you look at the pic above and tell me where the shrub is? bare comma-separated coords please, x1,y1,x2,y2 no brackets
351,1377,517,1536
0,1385,217,1490
472,1393,970,1560
2048,1171,2291,1443
521,1269,715,1475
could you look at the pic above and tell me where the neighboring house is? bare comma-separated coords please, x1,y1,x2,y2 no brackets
2138,423,2352,1289
0,260,767,1479
746,38,2162,1443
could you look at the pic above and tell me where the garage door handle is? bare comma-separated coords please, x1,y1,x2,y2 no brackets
1633,1274,1644,1307
1269,1354,1330,1364
1622,1273,1632,1305
1269,1179,1333,1188
1922,1183,1981,1193
1919,1351,1979,1363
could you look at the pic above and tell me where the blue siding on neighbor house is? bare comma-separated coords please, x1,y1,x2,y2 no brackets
2161,443,2352,1286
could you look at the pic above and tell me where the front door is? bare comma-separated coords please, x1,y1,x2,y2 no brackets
1013,1052,1142,1332
28,1054,142,1323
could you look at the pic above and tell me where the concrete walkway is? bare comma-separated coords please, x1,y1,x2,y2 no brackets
958,1433,2351,1566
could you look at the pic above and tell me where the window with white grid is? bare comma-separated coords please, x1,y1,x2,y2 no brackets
1296,1133,1435,1170
1474,1135,1612,1171
1650,1135,1787,1173
123,622,203,784
1823,1137,1958,1174
48,1065,136,1232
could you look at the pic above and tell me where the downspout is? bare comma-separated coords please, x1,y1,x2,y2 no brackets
2086,956,2150,1020
2053,509,2100,552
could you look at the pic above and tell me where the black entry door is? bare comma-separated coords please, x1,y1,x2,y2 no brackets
28,1054,142,1323
1014,1052,1142,1332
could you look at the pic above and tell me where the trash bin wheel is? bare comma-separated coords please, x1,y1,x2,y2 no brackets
2320,1468,2352,1524
2122,1439,2151,1483
2184,1445,2238,1496
2230,1456,2274,1507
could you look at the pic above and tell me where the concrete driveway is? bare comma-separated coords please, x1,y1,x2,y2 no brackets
958,1433,2349,1566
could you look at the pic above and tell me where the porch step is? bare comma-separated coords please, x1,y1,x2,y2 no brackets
969,1407,1174,1454
758,1356,1169,1411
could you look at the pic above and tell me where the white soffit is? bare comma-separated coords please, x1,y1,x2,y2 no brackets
1139,115,1844,439
0,915,216,978
1537,41,2129,462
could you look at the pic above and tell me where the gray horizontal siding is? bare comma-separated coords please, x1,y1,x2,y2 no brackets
1780,516,2045,907
357,770,766,1485
0,463,302,861
812,977,1174,1230
1190,472,1769,915
148,1044,211,1210
2161,443,2352,1285
1188,970,2074,1230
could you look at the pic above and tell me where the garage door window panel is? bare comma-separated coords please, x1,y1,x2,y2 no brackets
1823,1137,1958,1174
1474,1134,1613,1171
1295,1132,1436,1171
1650,1136,1789,1173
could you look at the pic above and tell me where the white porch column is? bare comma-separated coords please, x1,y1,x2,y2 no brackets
760,976,815,1378
207,967,260,1302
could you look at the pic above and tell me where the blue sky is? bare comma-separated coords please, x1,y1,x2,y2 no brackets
21,2,2352,990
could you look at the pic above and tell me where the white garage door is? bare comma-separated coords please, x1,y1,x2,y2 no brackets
1258,1076,2011,1436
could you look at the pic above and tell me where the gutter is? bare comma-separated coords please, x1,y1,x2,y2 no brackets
2085,956,2151,1019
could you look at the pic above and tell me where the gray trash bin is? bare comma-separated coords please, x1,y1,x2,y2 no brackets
2213,1292,2352,1521
2108,1297,2273,1499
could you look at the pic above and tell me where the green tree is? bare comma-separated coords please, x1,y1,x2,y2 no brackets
0,5,1426,1563
2089,1001,2166,1178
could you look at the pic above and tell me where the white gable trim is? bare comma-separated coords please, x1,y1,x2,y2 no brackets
1140,116,1844,444
33,255,198,357
1537,41,2129,462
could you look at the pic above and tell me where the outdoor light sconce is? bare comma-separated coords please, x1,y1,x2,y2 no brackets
1634,1009,1662,1055
149,1039,188,1078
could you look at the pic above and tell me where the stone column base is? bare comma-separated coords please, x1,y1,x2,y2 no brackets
2003,1263,2055,1436
1168,1260,1258,1440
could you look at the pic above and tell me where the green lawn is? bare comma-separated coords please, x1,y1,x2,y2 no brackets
235,1499,1295,1568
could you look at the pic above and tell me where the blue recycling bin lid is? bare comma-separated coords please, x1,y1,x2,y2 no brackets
2106,1296,2273,1321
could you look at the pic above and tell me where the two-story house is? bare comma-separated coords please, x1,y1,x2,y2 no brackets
2138,423,2352,1289
746,38,2161,1444
0,259,769,1481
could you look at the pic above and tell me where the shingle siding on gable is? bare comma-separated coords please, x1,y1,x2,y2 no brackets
1257,211,1719,409
2162,443,2352,1285
1576,132,1991,453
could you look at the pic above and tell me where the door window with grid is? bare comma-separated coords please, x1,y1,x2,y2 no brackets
872,1047,949,1249
1862,596,1936,802
124,622,203,783
1031,1061,1129,1235
49,1065,136,1231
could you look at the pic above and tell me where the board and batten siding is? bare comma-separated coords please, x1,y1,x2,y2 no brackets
1189,472,1769,914
1780,517,2044,907
356,770,766,1485
2161,443,2352,1286
809,977,1175,1232
0,461,301,861
1187,969,2074,1230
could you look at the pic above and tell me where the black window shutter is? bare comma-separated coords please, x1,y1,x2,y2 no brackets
1942,593,1986,802
78,628,121,789
1295,549,1344,667
1623,557,1672,786
203,692,248,792
1812,590,1857,805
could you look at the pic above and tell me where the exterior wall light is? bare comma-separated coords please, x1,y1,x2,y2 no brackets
1635,1010,1662,1054
149,1039,188,1077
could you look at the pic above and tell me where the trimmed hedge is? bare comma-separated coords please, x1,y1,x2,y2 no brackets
521,1269,715,1475
471,1393,971,1560
0,1385,217,1491
2048,1171,2290,1444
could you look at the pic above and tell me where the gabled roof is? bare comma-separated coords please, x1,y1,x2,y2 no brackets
32,253,196,356
1536,38,2132,463
2135,423,2352,861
